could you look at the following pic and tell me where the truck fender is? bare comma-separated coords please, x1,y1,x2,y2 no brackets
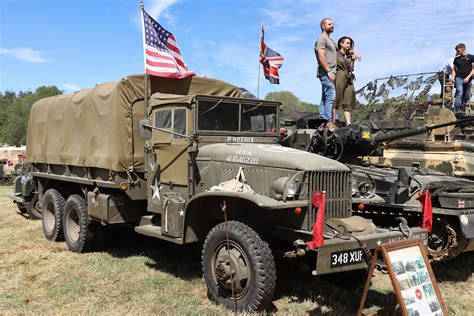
182,191,307,243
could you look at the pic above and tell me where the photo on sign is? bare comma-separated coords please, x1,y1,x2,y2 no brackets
403,293,416,305
397,276,411,291
423,283,435,298
429,299,441,312
392,261,406,275
418,269,430,284
404,260,416,272
414,256,425,270
408,272,420,287
407,307,420,316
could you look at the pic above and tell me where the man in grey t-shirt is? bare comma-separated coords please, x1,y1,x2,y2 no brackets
315,18,337,122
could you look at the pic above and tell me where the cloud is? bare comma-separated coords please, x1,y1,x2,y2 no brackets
147,0,180,26
60,84,81,92
0,48,51,63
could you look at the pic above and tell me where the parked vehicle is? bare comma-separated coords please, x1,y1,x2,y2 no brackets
11,74,427,311
280,114,474,261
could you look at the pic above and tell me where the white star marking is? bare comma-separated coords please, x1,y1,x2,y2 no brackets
179,210,184,217
151,180,160,201
376,239,382,246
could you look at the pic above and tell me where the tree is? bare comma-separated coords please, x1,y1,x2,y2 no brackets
264,91,318,116
0,86,63,146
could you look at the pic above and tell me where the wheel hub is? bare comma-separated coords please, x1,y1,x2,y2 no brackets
213,242,250,297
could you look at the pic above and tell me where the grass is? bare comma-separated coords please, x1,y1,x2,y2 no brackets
1,185,473,314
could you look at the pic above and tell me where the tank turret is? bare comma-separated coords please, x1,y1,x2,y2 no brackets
367,106,474,178
280,112,473,164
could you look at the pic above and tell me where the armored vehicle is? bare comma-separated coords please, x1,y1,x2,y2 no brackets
367,107,474,179
11,74,427,312
280,116,474,261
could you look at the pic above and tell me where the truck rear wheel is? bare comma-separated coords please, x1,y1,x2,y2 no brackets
202,221,276,312
41,189,65,241
63,194,95,253
26,194,42,220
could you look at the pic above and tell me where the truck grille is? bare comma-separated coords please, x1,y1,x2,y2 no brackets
302,171,352,231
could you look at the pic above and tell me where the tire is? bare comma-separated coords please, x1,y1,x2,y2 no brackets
26,194,42,220
202,221,276,312
63,194,96,253
41,189,65,241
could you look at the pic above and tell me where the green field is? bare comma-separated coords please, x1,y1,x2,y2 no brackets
1,185,473,314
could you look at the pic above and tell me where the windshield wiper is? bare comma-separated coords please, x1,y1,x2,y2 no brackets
242,102,263,114
201,99,223,115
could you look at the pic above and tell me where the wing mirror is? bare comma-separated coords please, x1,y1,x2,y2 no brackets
138,118,152,141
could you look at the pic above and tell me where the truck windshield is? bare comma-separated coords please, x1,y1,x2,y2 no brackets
197,99,278,134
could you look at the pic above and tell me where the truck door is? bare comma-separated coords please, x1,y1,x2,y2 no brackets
147,105,190,236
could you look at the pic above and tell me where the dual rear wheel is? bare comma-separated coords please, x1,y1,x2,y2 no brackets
41,189,95,253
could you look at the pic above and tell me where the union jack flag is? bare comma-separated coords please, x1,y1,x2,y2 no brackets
260,25,284,84
141,9,195,78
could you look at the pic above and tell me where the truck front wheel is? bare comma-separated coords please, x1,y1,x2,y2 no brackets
202,221,276,312
41,189,65,241
63,194,95,253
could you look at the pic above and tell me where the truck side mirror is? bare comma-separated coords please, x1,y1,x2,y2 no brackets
138,118,152,141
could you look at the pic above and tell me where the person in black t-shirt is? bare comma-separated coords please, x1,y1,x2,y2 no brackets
452,43,474,112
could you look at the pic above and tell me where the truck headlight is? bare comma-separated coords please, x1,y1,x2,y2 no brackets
286,182,298,198
271,174,302,200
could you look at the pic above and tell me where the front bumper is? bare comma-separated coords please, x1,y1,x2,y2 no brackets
311,227,428,275
9,193,25,204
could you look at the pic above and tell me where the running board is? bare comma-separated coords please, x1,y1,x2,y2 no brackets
134,224,184,244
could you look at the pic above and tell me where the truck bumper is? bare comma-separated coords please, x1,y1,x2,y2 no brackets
310,227,428,275
9,193,25,204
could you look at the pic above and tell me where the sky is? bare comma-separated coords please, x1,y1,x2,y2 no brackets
1,0,473,103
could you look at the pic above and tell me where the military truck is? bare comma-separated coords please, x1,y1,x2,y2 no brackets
12,74,427,312
280,116,474,261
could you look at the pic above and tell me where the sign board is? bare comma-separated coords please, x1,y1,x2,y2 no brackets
358,239,447,316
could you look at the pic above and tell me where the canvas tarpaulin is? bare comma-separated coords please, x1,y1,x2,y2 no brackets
27,74,243,172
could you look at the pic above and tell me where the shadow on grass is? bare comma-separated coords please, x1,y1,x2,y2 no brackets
97,225,473,314
432,251,474,282
102,225,202,281
272,258,396,315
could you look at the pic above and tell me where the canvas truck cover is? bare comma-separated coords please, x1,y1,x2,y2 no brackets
26,74,243,172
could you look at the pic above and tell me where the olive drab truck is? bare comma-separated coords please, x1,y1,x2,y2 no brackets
15,74,428,312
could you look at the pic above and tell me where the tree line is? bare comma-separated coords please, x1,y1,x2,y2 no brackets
0,86,63,146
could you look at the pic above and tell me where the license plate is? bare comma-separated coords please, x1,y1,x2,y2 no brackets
330,248,364,268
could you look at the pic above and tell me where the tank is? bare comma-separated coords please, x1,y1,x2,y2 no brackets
279,114,474,261
367,106,474,179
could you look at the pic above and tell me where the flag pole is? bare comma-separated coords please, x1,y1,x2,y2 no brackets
257,22,263,99
140,1,149,118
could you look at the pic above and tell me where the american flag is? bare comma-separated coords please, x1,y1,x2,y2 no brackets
260,25,284,84
141,10,195,78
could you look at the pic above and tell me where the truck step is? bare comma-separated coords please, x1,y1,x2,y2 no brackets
134,224,184,244
135,224,162,238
